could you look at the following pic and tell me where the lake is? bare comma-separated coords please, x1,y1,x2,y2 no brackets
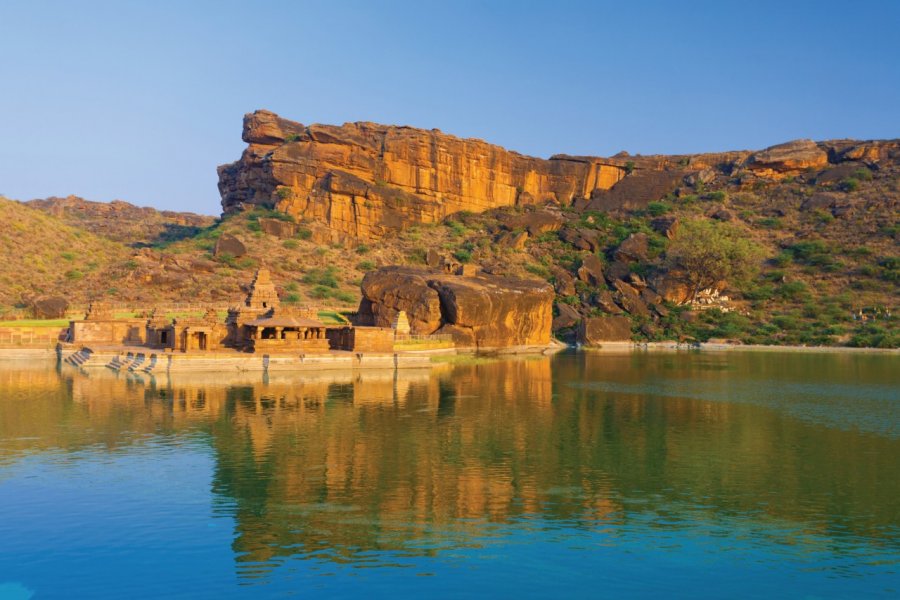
0,350,897,598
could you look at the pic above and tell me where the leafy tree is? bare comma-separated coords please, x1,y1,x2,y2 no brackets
665,218,763,302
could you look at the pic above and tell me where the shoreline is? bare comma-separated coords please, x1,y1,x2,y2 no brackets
0,341,896,368
581,341,900,354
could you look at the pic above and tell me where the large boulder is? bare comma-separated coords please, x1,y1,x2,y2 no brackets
576,254,605,286
214,233,247,257
577,316,633,345
359,269,443,333
745,139,828,176
358,266,553,348
31,296,69,319
614,233,649,263
258,217,297,238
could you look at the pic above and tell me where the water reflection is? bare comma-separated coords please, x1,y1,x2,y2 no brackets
0,351,898,587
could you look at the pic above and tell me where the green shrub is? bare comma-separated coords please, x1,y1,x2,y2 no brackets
333,290,357,303
705,191,727,202
295,228,312,240
445,220,467,236
453,249,472,263
302,266,339,288
356,244,370,254
777,280,809,300
309,285,332,299
647,201,672,217
852,168,873,181
624,161,635,174
282,239,299,249
357,260,375,271
840,177,859,192
756,217,782,229
65,270,84,280
60,251,76,261
283,293,302,304
275,187,292,200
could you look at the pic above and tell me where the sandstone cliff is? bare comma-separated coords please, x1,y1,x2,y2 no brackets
219,110,899,242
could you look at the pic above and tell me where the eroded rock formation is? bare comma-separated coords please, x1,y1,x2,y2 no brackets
218,110,900,242
357,266,553,348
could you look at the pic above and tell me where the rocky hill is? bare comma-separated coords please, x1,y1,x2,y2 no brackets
0,196,128,309
26,195,216,246
2,112,897,347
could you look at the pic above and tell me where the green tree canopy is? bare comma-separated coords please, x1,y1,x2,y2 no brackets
665,218,763,302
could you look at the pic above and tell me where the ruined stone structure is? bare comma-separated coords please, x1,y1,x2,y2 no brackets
69,301,145,346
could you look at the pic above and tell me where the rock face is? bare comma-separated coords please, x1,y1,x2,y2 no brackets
219,110,635,241
358,266,553,348
218,110,900,242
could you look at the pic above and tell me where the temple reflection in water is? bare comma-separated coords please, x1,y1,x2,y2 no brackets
0,352,897,577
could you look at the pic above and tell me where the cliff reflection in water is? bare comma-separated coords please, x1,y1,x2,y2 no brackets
0,351,897,576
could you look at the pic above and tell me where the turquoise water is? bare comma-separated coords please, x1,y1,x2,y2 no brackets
0,351,897,598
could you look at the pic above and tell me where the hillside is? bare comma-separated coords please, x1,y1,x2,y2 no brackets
26,195,216,246
0,197,129,310
1,113,896,347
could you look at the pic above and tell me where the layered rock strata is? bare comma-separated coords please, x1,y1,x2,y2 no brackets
219,110,900,241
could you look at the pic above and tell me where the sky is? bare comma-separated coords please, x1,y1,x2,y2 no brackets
1,0,898,215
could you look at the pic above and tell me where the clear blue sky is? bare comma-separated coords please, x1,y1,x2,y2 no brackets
1,0,898,215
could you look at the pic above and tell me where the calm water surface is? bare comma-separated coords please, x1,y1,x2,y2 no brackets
0,351,897,598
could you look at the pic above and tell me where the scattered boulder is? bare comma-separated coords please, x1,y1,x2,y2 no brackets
592,289,624,314
426,248,443,268
800,192,839,212
708,207,736,221
745,139,828,176
258,217,296,238
613,280,650,317
576,254,605,286
496,230,529,250
214,233,247,257
604,260,631,284
577,316,633,345
652,271,693,305
651,216,679,239
684,168,716,187
31,296,69,319
552,302,581,331
559,227,601,252
499,209,564,236
551,267,576,296
614,233,649,263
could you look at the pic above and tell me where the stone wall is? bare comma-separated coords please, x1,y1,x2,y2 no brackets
0,326,66,347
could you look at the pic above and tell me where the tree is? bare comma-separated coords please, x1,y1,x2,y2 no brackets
665,218,763,302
